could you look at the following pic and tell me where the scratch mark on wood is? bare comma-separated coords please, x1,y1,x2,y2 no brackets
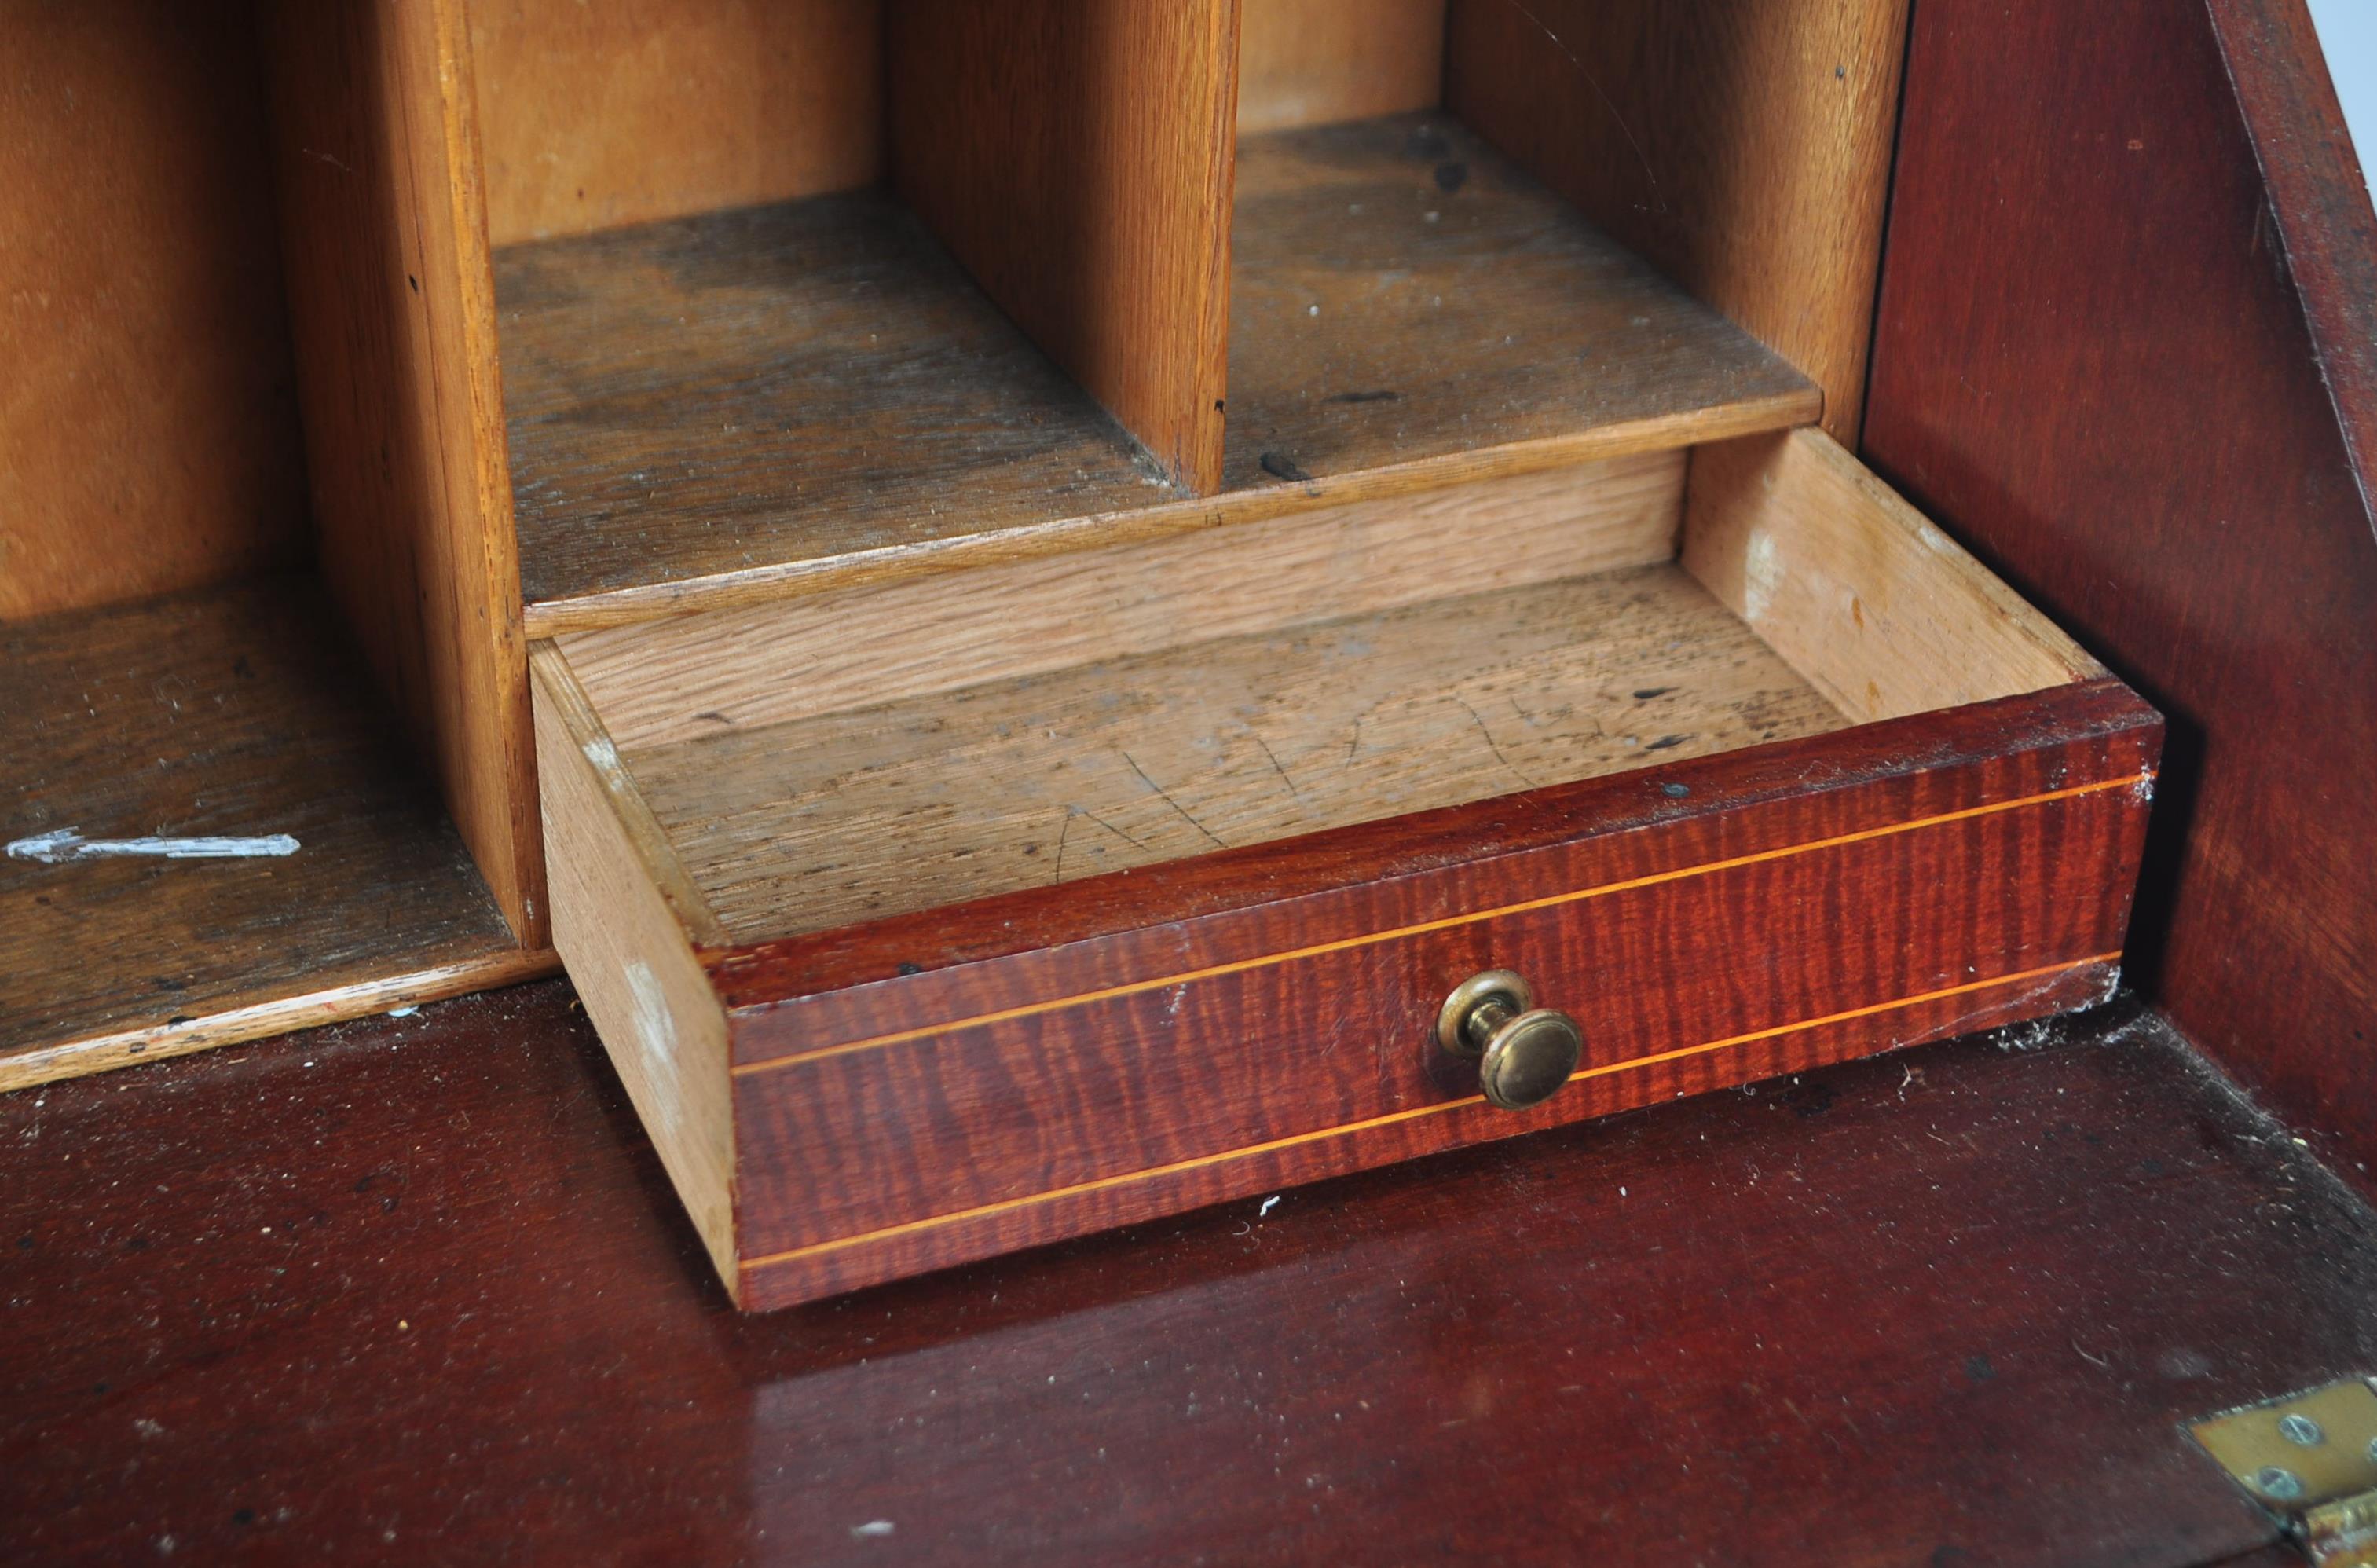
1254,735,1305,802
1455,698,1537,789
1120,751,1229,851
1080,808,1150,855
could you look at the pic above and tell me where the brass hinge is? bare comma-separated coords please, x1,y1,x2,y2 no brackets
2190,1379,2377,1566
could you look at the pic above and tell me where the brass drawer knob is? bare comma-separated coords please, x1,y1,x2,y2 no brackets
1436,969,1584,1111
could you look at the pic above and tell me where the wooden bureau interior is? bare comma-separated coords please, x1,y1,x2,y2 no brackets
4,1,2163,1310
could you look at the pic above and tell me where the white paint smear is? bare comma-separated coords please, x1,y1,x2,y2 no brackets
1740,530,1784,623
626,960,683,1141
7,827,299,864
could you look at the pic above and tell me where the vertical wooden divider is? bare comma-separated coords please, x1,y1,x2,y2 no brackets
1442,0,1909,441
261,0,545,947
888,0,1243,494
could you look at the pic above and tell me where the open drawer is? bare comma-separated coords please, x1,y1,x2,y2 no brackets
530,427,2159,1310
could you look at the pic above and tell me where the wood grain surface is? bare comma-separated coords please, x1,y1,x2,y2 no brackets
530,644,735,1283
624,566,1845,943
263,0,544,943
500,117,1813,633
470,0,882,247
890,0,1240,492
1862,0,2377,1192
1223,113,1815,492
559,453,1688,750
1445,0,1909,439
708,680,2156,1306
497,189,1170,618
2207,0,2377,529
1,980,2350,1563
1237,0,1445,134
0,578,550,1090
1683,429,2096,722
0,0,308,619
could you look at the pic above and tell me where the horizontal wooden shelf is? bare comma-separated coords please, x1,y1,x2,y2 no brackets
0,579,549,1089
500,112,1817,635
1221,115,1815,487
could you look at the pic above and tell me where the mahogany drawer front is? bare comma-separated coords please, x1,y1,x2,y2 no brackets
723,691,2150,1306
529,429,2161,1310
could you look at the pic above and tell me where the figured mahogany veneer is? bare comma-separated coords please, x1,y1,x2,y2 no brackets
714,687,2150,1308
532,427,2159,1310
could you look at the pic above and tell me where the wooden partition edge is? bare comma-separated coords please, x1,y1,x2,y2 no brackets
1444,0,1910,441
888,0,1241,493
529,645,738,1293
262,0,545,945
0,947,560,1096
1681,428,2097,724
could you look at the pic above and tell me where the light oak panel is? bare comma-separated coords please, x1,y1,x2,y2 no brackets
611,567,1847,943
889,0,1240,492
1682,429,2095,723
563,452,1687,750
263,0,544,943
1445,0,1910,438
0,0,308,619
471,0,882,247
1239,0,1445,133
530,645,735,1288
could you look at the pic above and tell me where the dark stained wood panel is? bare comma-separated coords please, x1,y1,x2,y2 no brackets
1,976,2358,1564
890,0,1240,492
1223,113,1816,491
0,578,550,1088
1862,0,2377,1190
716,680,2156,1306
498,123,1814,634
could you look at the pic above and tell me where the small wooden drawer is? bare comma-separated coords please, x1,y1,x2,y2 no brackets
531,427,2158,1310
